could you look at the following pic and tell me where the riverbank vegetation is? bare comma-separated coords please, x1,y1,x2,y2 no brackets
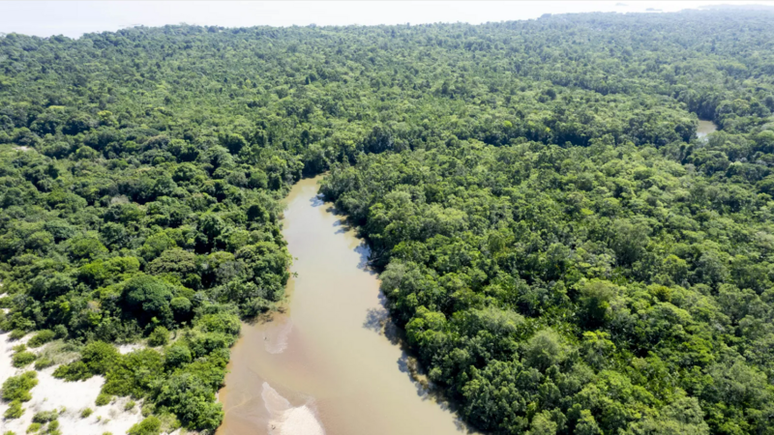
1,8,774,434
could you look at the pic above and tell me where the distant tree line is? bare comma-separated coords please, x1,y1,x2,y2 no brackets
1,9,774,434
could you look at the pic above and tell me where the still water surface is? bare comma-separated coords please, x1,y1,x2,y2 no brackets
216,176,467,435
697,120,718,139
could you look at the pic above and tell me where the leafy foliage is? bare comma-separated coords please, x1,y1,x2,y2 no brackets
1,371,38,402
1,8,774,434
4,400,23,419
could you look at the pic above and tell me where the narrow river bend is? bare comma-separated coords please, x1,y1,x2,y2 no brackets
216,176,467,435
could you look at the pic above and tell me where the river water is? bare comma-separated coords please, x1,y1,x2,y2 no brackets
216,176,467,435
697,120,718,139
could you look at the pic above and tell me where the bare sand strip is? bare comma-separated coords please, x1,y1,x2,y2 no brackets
0,332,148,434
261,382,324,435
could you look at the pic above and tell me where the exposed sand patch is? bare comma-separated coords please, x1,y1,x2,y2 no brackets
1,367,145,435
117,343,145,355
0,332,158,434
261,382,324,435
0,330,22,386
0,292,10,314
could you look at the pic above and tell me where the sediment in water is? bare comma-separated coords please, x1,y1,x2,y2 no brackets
216,176,467,435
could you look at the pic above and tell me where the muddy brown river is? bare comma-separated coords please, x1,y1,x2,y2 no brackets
216,176,467,435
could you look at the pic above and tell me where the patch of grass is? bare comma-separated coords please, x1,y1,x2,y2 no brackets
52,360,90,381
157,412,182,434
81,408,93,418
128,416,161,435
124,400,136,411
34,340,81,369
9,329,26,340
2,371,38,402
32,410,58,423
4,400,23,419
34,356,55,370
95,392,112,406
27,330,56,348
141,403,154,417
45,420,61,435
12,351,37,368
25,423,41,434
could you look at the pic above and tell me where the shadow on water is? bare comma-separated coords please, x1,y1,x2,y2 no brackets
354,243,375,273
322,198,377,276
242,309,281,327
284,178,480,434
314,180,477,434
392,336,472,430
309,194,325,208
333,219,348,235
360,274,474,432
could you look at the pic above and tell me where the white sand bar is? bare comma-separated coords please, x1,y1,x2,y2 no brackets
261,382,324,435
0,332,147,434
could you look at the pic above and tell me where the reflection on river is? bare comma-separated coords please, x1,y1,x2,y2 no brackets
697,120,718,139
216,176,468,435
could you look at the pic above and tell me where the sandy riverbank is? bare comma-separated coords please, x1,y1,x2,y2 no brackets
261,382,324,435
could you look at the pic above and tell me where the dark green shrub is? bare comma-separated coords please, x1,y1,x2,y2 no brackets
147,326,169,347
80,341,120,375
170,297,192,321
103,349,163,398
54,341,119,381
164,344,192,368
53,325,68,339
2,371,38,402
53,360,90,381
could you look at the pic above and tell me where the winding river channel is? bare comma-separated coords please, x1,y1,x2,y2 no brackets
216,176,468,435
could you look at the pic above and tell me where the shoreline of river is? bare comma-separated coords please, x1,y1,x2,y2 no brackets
216,176,470,435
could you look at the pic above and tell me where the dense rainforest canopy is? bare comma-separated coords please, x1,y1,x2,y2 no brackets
2,8,774,434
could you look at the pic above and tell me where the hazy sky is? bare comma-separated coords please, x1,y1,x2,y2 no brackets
2,1,774,38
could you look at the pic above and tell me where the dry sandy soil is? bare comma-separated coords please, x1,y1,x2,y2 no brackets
0,331,178,435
